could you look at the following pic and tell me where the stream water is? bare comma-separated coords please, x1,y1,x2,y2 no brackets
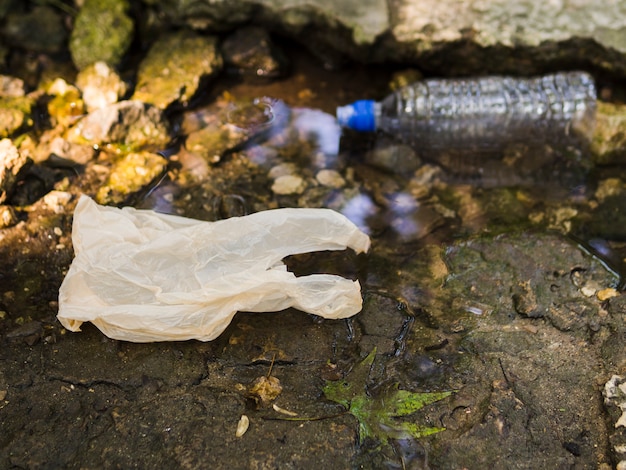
2,35,626,469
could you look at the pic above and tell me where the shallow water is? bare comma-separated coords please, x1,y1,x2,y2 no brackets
2,37,626,469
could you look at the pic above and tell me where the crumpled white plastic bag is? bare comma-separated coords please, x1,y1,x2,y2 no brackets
57,195,370,342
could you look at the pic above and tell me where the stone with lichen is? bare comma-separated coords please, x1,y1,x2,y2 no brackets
132,30,222,109
70,0,134,70
591,102,626,166
140,0,626,76
95,151,168,205
76,62,127,112
65,100,171,152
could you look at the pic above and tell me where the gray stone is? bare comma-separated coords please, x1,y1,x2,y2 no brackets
142,0,388,46
142,0,626,75
1,6,68,53
365,144,421,175
386,0,626,74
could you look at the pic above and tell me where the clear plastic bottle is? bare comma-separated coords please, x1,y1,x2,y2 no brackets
336,72,597,157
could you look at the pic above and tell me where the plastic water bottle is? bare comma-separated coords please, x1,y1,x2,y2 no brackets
336,72,597,157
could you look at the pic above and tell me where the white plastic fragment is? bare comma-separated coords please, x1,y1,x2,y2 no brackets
272,403,298,417
236,415,249,437
57,195,370,342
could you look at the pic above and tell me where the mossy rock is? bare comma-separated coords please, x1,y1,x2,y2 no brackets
70,0,134,70
132,30,222,109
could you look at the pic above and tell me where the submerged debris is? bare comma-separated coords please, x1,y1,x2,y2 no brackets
247,375,283,408
185,97,289,163
221,26,288,78
323,349,453,446
57,196,370,342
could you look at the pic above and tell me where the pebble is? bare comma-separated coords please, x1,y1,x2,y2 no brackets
0,205,17,228
268,163,298,179
0,75,25,98
316,169,345,188
76,61,127,112
43,191,72,214
597,288,619,301
271,175,306,195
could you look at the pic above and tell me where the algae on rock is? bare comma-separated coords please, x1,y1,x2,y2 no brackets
95,151,168,205
132,30,222,109
70,0,134,70
591,101,626,166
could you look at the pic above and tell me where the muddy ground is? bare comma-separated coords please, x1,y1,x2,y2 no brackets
2,30,626,470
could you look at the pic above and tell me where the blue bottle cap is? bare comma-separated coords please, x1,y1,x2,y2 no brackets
336,100,376,132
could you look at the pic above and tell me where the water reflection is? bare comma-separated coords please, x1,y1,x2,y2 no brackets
341,193,378,235
141,95,604,246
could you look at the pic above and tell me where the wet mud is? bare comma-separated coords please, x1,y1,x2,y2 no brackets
1,36,626,470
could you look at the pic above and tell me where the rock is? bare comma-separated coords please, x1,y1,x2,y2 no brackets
271,174,306,195
42,190,72,214
442,232,618,333
184,97,287,163
0,95,33,138
66,100,171,151
603,375,626,467
132,30,222,109
0,204,17,228
44,78,85,128
21,130,95,166
95,151,168,205
76,62,127,112
1,5,68,53
591,102,626,165
142,0,626,76
0,75,24,98
0,79,34,138
268,163,298,179
365,144,421,174
70,0,134,70
141,0,388,47
386,0,626,75
0,138,32,204
47,136,95,165
221,26,288,78
316,169,345,188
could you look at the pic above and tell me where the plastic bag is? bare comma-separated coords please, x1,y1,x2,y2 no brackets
57,195,370,342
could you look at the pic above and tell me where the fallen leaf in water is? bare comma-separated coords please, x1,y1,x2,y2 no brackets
323,348,453,446
248,375,282,408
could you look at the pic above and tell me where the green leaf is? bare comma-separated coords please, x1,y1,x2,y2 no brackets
386,385,454,417
323,348,453,446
